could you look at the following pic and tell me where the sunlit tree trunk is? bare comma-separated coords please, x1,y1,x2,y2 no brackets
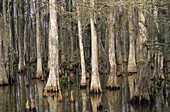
127,2,137,73
76,0,86,88
36,0,43,79
44,0,60,92
106,0,119,89
90,0,102,93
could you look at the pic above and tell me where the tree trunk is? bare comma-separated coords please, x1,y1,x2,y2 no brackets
90,0,102,93
115,8,123,65
8,0,14,83
44,0,60,93
14,0,19,63
77,0,86,88
131,8,150,103
122,9,128,63
127,4,137,73
69,0,74,61
18,0,25,72
36,0,43,79
106,0,119,89
3,0,8,65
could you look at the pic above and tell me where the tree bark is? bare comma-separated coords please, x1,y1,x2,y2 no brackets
90,0,102,93
44,0,60,93
106,0,119,89
3,0,8,65
127,3,137,73
18,0,25,72
36,0,43,78
77,0,86,88
131,6,150,103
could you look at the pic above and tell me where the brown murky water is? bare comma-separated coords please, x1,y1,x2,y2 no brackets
0,63,170,112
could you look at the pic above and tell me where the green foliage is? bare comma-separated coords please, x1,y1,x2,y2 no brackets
59,76,68,86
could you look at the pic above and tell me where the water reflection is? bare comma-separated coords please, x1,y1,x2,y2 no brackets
0,64,169,112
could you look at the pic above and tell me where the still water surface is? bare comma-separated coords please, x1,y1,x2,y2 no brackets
0,63,169,112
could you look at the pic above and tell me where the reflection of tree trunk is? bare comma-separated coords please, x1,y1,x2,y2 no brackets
47,96,58,112
36,80,44,112
124,75,131,111
0,87,9,111
155,81,165,112
107,91,119,112
128,74,136,100
90,94,102,112
19,75,26,112
81,90,86,112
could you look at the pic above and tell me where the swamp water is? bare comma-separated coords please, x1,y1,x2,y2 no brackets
0,63,170,112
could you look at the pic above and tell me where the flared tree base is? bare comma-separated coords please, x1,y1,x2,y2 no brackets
18,66,26,73
131,76,150,104
80,83,87,89
35,73,43,79
0,77,8,86
106,74,120,90
127,67,137,73
90,87,102,94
